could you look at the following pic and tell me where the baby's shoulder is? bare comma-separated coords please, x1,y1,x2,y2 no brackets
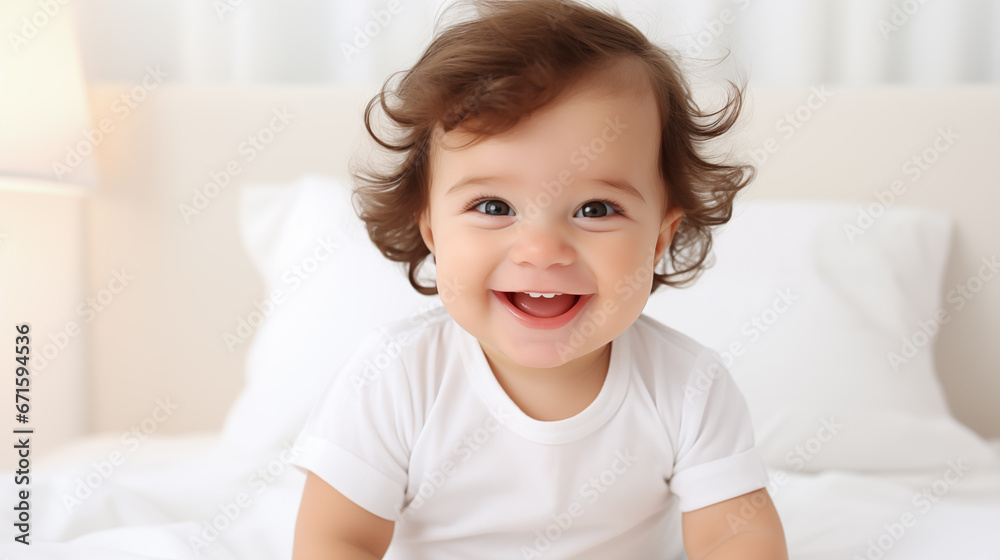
343,304,456,391
622,314,729,404
624,316,738,439
374,303,453,347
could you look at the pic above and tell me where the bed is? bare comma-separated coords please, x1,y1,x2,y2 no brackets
3,84,999,558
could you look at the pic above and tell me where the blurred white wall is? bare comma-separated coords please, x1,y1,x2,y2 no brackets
72,0,1000,86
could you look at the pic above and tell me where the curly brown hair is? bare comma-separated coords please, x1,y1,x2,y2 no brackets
350,0,754,296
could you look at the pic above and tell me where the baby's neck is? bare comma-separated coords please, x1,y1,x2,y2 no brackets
481,342,611,422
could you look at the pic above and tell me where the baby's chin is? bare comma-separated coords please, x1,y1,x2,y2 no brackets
477,331,611,372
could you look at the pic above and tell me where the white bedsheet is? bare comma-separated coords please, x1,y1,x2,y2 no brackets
3,434,999,558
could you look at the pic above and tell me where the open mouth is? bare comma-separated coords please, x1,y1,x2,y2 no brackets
502,291,580,318
492,290,594,330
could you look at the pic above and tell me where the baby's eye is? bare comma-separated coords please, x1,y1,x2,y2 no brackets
472,199,514,216
574,200,620,218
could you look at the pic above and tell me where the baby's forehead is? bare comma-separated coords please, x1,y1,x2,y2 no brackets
434,87,658,149
451,120,655,173
435,58,658,138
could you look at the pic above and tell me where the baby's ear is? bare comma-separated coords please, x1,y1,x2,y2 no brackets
655,206,685,266
417,207,435,255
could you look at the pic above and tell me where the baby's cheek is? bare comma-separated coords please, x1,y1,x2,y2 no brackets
607,255,656,308
616,249,652,285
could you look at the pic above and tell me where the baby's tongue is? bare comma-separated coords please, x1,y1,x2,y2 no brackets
510,292,576,318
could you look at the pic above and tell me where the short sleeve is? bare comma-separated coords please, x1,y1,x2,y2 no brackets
290,328,416,521
669,349,768,513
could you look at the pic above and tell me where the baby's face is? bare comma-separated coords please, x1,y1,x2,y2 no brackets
418,81,683,370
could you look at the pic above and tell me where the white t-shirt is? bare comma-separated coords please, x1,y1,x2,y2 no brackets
292,305,768,560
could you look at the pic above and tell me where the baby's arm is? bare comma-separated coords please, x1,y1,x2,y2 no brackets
293,471,395,560
681,488,787,560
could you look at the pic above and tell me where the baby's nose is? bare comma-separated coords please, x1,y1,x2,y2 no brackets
508,219,576,268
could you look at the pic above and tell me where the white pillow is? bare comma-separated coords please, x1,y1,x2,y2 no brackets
644,200,998,472
219,175,439,456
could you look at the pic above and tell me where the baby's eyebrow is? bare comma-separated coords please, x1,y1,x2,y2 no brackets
446,174,499,196
592,178,645,203
446,174,645,203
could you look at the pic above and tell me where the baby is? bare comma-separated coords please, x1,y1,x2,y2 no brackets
292,0,787,558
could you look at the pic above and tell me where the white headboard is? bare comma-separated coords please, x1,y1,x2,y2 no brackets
78,84,999,444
